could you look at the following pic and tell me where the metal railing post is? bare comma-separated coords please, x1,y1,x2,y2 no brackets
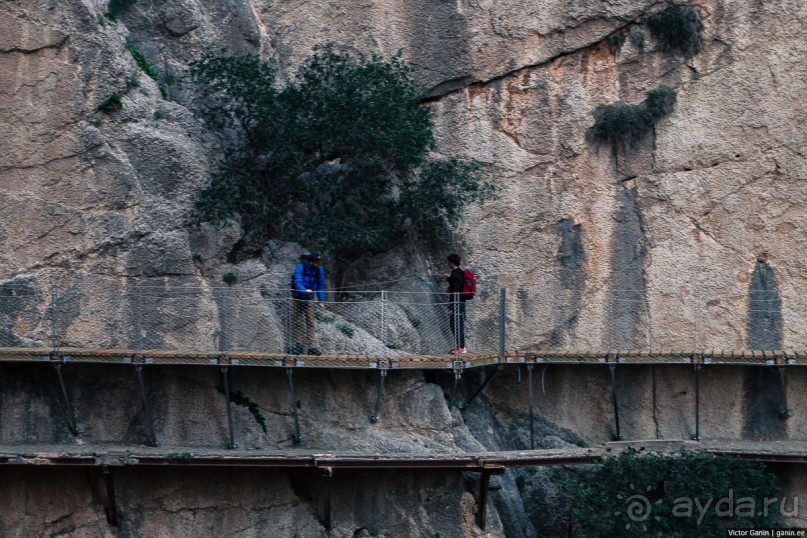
693,285,701,351
380,290,388,356
499,288,506,360
50,282,60,355
220,288,228,353
286,295,293,354
135,283,143,352
453,292,460,352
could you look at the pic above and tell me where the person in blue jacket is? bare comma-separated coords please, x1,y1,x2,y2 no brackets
291,253,326,355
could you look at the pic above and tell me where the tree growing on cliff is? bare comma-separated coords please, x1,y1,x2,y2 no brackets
556,449,786,537
188,46,494,261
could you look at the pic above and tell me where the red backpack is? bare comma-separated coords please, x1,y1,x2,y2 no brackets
461,269,476,300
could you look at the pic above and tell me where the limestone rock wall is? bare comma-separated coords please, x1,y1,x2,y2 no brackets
2,0,805,352
1,0,806,535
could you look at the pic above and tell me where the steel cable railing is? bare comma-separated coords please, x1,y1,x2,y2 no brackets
0,274,803,359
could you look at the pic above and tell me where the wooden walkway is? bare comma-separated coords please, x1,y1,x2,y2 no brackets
2,440,803,531
1,347,805,368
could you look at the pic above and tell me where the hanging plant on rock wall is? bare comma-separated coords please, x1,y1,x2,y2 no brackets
648,4,702,58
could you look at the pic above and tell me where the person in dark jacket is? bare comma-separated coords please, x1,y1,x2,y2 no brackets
291,253,326,355
446,253,466,354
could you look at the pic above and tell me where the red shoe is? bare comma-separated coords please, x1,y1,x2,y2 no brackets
449,348,467,355
449,348,458,355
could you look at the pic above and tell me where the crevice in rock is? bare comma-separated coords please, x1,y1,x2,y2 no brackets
420,5,668,103
0,34,69,54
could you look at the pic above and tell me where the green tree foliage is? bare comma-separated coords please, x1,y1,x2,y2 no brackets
188,46,494,259
97,93,123,112
126,40,158,80
557,449,785,537
648,4,702,58
107,0,135,19
587,87,677,150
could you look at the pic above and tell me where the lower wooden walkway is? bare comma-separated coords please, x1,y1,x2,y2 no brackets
1,441,804,530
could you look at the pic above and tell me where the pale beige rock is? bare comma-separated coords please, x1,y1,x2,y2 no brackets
1,0,806,534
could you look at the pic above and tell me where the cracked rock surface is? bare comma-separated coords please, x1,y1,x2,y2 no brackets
1,0,806,535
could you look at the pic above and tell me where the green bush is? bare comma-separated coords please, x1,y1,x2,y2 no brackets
188,45,495,261
222,272,238,286
557,449,786,537
587,87,676,150
126,41,158,81
314,309,335,324
97,94,122,112
648,4,702,58
229,390,267,433
107,0,135,19
645,87,677,122
337,324,354,338
127,41,171,98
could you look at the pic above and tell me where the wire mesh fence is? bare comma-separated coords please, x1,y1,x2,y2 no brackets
0,273,802,358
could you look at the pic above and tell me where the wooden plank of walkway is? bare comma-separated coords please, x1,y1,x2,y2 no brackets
0,347,804,368
1,441,806,469
0,445,603,469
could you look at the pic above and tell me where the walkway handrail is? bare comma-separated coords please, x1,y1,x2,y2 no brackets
0,277,797,360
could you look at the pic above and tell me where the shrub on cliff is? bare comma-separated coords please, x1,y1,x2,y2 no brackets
587,87,677,151
556,449,786,537
648,4,702,58
189,46,494,260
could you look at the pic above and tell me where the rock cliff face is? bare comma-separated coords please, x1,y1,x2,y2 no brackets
1,0,806,535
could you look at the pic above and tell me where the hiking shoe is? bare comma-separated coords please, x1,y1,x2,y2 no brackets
307,348,322,356
459,348,467,354
290,343,304,355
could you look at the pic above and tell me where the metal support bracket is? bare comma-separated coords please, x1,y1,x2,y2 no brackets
321,466,333,530
50,353,78,435
692,356,702,441
369,367,388,423
460,365,502,411
102,466,119,527
608,358,623,441
221,365,236,449
134,359,157,447
287,368,301,443
777,359,793,419
476,465,506,530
